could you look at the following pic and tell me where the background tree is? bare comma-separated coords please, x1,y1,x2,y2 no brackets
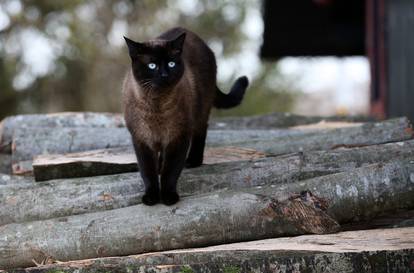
0,0,297,119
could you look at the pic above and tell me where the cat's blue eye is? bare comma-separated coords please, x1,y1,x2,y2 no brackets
148,63,157,70
168,61,175,68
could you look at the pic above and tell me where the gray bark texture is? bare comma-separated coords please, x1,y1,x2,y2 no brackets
0,159,414,268
10,117,413,163
0,112,125,153
210,111,375,130
1,140,414,226
8,127,318,162
0,140,411,223
0,154,11,174
0,190,340,269
253,159,414,223
31,146,265,181
0,111,374,152
5,227,413,273
0,173,33,186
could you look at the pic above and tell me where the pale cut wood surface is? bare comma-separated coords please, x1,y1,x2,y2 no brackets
28,146,265,181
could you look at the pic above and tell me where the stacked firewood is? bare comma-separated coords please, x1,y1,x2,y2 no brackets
0,112,413,272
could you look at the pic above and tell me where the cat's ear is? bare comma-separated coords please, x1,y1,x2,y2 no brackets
124,36,147,57
169,32,186,54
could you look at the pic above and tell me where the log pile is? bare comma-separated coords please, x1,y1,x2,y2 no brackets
0,112,413,272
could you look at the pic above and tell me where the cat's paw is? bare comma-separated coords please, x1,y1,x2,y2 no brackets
142,191,160,206
161,190,180,206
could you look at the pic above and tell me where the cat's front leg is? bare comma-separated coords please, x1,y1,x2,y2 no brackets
160,135,190,205
186,123,208,168
132,140,160,206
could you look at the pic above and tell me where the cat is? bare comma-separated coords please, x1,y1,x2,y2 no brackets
123,27,248,206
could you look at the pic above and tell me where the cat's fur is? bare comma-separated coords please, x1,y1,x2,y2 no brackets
123,27,248,206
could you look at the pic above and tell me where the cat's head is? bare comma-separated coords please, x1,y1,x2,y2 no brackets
124,33,186,92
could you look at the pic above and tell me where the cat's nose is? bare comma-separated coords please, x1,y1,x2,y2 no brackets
160,67,168,78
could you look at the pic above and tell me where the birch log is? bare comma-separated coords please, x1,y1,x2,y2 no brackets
0,190,339,269
0,173,33,186
0,111,374,152
6,228,414,273
1,158,414,268
0,112,125,153
1,140,414,226
9,128,314,162
210,112,375,130
0,154,11,174
10,117,413,163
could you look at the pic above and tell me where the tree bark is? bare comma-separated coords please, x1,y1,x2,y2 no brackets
0,112,125,153
10,117,413,163
0,173,33,186
1,159,414,268
0,190,339,269
210,112,375,130
253,159,414,224
1,140,414,226
6,228,413,273
0,154,11,174
0,111,375,153
30,146,265,181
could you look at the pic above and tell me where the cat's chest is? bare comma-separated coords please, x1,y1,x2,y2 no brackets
138,107,189,148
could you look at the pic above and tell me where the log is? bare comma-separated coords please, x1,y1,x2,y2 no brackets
1,159,414,268
210,111,375,130
10,117,413,163
252,159,414,223
0,190,340,269
31,146,266,181
237,117,413,154
5,227,413,272
0,154,11,174
9,127,315,163
341,209,414,231
2,140,414,225
0,112,125,153
0,173,33,186
0,111,373,153
11,128,131,163
11,160,32,176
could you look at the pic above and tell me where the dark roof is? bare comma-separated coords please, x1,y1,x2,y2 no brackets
261,0,365,59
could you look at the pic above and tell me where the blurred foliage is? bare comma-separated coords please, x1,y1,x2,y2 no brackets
0,0,298,119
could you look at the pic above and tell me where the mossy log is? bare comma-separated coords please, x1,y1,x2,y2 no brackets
30,146,265,181
1,141,414,225
5,227,413,273
10,117,413,163
0,189,340,269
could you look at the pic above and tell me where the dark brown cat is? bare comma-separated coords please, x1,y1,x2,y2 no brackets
123,27,248,206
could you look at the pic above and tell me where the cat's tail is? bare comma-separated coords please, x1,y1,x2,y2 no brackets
214,76,249,109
